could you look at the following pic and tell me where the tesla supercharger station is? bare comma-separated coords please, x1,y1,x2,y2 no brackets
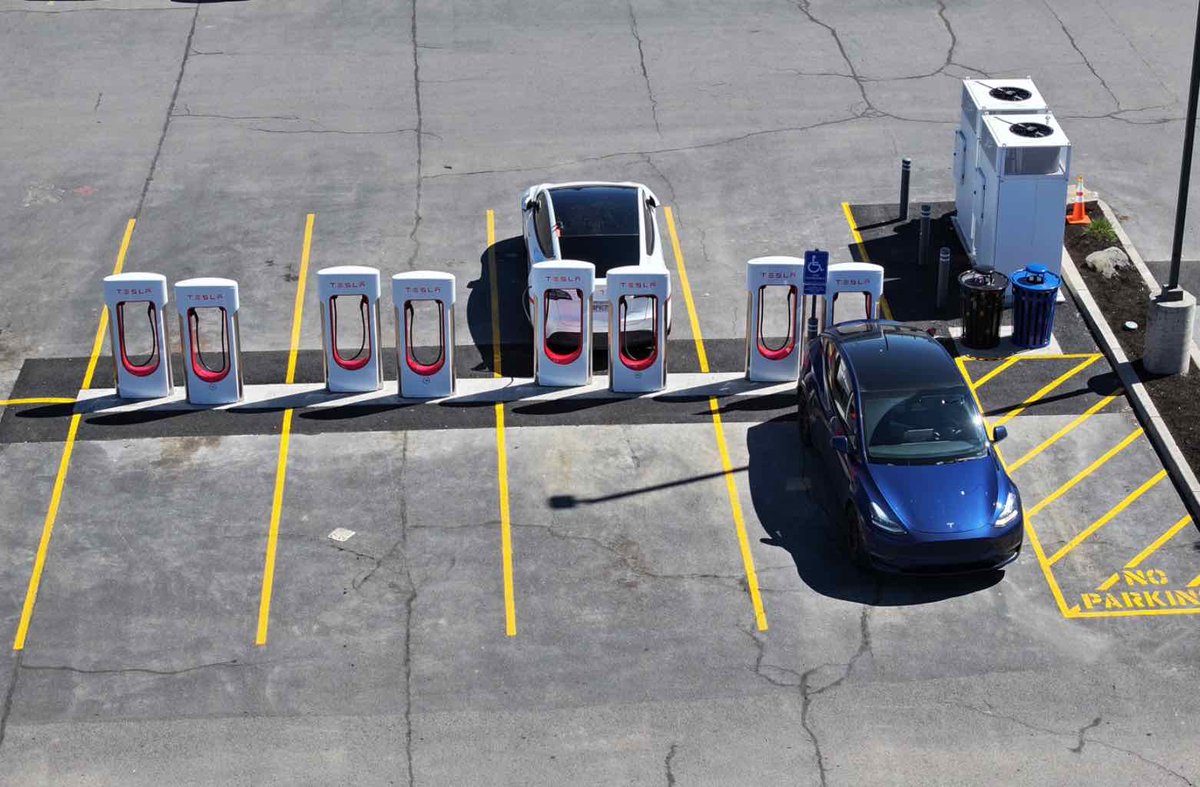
953,78,1048,255
175,278,243,405
318,266,382,393
974,112,1071,280
607,266,669,393
744,256,803,382
103,272,173,400
392,271,456,398
531,260,595,387
823,262,884,326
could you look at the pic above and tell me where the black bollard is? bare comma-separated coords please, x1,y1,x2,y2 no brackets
936,247,952,310
899,158,912,221
917,204,932,267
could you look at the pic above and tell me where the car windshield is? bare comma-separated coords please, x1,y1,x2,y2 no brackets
861,386,988,464
551,186,641,277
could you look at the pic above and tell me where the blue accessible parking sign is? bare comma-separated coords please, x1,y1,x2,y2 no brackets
803,249,829,295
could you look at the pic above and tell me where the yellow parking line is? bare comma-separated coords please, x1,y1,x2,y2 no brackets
969,357,1021,390
991,354,1101,428
0,398,76,407
1125,513,1193,569
956,356,1075,617
486,209,517,637
665,206,767,632
1076,606,1200,619
256,213,314,646
1098,513,1193,593
1189,573,1200,588
1025,427,1143,518
1008,395,1118,472
13,218,136,651
1048,469,1166,565
841,202,894,320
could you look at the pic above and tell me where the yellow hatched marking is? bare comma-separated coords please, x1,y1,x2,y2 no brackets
969,357,1021,389
1048,470,1167,566
1125,514,1193,570
1008,395,1118,472
1025,427,1143,518
486,209,517,637
1189,573,1200,588
13,218,136,651
665,206,767,631
992,355,1101,428
256,213,314,646
956,356,1076,618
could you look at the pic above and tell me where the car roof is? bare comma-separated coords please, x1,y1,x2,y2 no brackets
831,321,964,391
547,185,640,237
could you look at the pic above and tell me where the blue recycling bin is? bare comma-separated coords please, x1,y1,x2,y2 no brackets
1011,264,1061,349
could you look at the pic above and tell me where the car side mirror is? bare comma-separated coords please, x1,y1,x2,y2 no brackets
525,197,537,211
646,193,660,208
830,435,850,454
992,425,1007,443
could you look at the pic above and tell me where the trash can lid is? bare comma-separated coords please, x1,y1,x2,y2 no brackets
958,268,1009,292
1012,264,1061,291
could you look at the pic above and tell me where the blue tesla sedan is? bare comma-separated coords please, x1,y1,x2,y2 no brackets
798,321,1022,573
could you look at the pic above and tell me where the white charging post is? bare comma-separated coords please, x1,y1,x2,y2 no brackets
392,271,456,399
745,256,804,382
103,272,173,400
823,262,885,326
318,266,382,393
175,277,243,405
607,266,669,393
531,260,595,387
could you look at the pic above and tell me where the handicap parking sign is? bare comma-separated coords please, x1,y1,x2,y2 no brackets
803,249,828,295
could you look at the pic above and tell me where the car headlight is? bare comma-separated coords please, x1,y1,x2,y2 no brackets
869,501,906,534
994,490,1020,527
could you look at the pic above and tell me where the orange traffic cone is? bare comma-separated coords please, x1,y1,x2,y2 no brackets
1067,175,1091,225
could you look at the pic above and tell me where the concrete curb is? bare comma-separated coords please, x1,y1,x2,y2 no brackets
1095,198,1200,372
1058,244,1200,525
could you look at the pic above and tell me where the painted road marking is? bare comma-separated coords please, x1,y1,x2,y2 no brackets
13,218,136,651
256,212,314,646
667,205,767,632
968,357,1021,389
1008,394,1118,472
1098,514,1194,591
1047,469,1167,566
1025,427,1143,519
487,209,517,637
841,202,894,320
955,356,1073,617
0,398,76,407
991,354,1101,428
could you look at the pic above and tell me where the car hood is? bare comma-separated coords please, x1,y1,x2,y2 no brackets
867,454,1001,534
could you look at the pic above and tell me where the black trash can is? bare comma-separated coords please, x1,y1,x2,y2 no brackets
1011,264,1061,349
958,268,1008,349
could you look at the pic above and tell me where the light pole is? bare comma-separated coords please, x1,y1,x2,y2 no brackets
1145,0,1200,375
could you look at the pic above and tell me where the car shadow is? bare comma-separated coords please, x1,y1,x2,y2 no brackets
465,235,534,377
746,415,1004,606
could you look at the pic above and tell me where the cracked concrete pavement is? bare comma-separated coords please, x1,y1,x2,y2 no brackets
2,0,1200,784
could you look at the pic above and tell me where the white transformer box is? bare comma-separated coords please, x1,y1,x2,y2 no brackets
974,112,1071,280
953,78,1048,255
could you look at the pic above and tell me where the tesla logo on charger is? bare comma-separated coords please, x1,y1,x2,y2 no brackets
543,275,581,284
833,277,876,287
621,281,658,291
404,286,442,295
115,287,152,296
330,281,367,290
762,272,797,280
186,293,226,303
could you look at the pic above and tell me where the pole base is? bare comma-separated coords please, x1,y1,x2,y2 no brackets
1144,288,1197,375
